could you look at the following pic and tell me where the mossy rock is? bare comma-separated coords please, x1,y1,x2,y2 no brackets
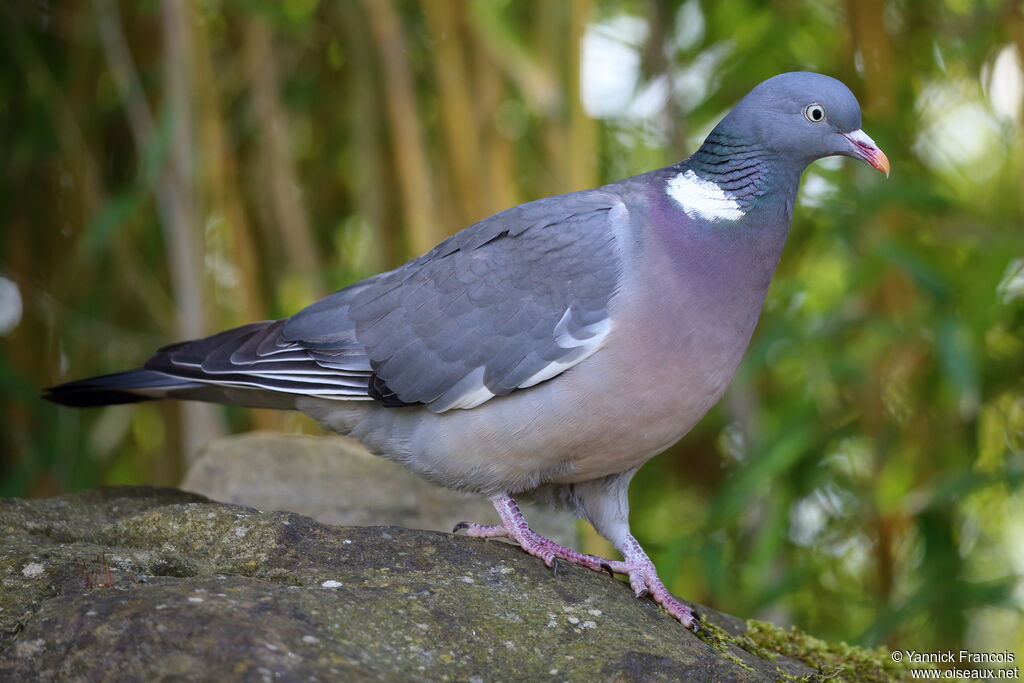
182,431,576,546
0,486,902,681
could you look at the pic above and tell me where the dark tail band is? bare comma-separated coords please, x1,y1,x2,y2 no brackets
42,369,197,407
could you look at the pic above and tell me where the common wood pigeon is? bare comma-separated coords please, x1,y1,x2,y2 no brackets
45,72,889,629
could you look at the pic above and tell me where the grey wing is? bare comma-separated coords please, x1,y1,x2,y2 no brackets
146,189,624,413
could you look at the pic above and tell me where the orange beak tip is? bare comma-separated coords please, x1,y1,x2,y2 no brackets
874,149,891,178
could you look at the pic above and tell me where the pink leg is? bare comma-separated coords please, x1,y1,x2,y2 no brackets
454,495,699,630
454,495,615,573
611,534,699,629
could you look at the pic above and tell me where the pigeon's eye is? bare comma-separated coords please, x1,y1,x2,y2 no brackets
804,104,826,123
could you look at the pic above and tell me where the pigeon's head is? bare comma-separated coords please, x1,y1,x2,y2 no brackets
724,72,890,176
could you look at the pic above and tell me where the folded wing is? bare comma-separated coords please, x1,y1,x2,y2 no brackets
145,190,624,413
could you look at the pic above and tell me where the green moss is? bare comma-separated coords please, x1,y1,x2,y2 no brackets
693,620,758,672
743,619,909,682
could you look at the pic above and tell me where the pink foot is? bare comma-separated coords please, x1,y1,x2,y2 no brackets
609,535,700,630
453,495,700,630
453,497,614,573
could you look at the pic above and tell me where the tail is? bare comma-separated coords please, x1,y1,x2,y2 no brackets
43,317,369,411
42,369,200,407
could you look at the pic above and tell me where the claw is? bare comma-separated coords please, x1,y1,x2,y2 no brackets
635,587,649,599
551,557,561,576
452,521,470,534
689,612,702,633
600,562,615,579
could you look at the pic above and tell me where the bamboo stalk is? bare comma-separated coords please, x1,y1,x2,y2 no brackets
535,0,568,194
567,0,597,192
844,0,894,114
341,2,392,271
362,0,444,256
244,17,324,295
471,30,520,214
160,0,223,462
470,0,558,115
192,9,262,326
645,0,688,159
160,0,204,341
423,0,485,227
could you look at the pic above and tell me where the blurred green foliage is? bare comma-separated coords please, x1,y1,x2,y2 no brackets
2,0,1023,661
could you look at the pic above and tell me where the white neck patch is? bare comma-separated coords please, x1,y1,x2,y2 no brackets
666,169,745,222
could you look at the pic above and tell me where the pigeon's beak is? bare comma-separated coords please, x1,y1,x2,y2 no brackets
841,129,890,177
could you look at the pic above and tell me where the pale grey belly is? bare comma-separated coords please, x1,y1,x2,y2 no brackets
297,302,755,496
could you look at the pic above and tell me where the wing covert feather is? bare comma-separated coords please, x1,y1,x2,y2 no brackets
334,190,624,411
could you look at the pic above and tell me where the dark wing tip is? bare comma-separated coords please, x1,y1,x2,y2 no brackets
41,369,175,408
42,385,153,407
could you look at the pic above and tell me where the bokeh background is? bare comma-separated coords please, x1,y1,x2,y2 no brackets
2,0,1023,659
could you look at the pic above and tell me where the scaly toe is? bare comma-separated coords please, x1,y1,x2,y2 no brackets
629,573,650,598
650,590,698,630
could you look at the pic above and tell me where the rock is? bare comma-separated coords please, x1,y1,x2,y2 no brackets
182,432,576,547
0,487,903,682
